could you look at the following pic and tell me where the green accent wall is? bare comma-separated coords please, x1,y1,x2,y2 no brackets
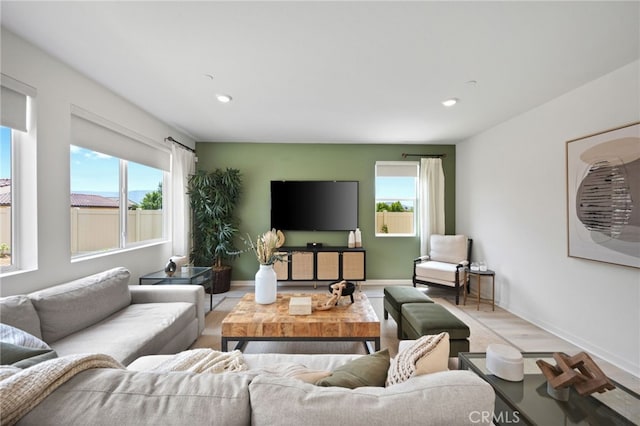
195,143,456,281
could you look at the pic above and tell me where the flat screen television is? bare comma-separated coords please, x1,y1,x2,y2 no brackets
270,180,359,231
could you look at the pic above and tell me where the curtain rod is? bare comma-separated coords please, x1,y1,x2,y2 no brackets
401,153,446,158
165,136,196,153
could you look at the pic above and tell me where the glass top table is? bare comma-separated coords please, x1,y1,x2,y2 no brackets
459,352,639,425
139,267,213,310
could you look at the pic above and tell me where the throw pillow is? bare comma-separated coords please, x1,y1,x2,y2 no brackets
315,349,390,389
0,295,42,339
0,341,58,368
386,332,449,386
415,333,449,375
0,323,50,350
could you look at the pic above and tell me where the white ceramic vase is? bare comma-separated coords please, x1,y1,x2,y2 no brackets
255,264,277,304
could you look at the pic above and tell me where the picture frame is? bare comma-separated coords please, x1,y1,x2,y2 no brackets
566,122,640,268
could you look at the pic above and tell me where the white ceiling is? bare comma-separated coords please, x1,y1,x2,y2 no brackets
1,1,639,144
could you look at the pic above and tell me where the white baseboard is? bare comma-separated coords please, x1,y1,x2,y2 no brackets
362,279,412,286
230,279,412,288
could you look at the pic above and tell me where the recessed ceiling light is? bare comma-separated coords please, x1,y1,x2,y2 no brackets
216,94,232,103
442,98,459,107
204,73,214,80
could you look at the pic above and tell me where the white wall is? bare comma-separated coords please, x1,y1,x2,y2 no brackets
457,60,640,375
0,29,195,296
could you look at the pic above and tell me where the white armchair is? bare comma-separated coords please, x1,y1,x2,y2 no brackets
413,234,472,305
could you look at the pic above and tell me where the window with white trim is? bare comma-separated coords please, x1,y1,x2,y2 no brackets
70,108,169,258
375,161,419,237
1,74,37,273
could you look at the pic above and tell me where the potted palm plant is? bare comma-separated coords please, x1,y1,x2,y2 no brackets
187,168,242,293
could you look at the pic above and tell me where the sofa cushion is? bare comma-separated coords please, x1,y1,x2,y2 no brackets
315,349,389,389
249,371,496,426
0,295,42,339
29,267,131,343
415,261,459,284
49,302,195,365
18,368,253,426
429,234,467,264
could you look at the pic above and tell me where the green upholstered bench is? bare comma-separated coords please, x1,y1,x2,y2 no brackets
383,286,433,338
401,303,470,357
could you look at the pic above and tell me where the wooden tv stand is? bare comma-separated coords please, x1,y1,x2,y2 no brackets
273,246,366,284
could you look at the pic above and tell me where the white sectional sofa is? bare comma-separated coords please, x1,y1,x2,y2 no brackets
1,268,495,425
0,267,205,365
14,351,495,426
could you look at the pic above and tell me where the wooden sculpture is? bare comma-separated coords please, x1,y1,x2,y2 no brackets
314,281,347,311
536,352,615,396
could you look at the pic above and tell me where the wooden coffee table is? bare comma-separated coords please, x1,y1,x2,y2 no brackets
221,292,380,353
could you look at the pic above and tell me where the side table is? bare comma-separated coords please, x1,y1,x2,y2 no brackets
459,351,639,425
139,267,213,311
464,269,495,311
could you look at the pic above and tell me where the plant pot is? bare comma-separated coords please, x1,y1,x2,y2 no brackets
255,264,277,304
212,266,231,294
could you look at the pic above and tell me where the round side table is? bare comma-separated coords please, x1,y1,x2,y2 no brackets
464,269,495,311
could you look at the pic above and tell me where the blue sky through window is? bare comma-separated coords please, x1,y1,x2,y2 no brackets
1,127,10,179
70,145,162,194
375,176,416,199
128,162,162,192
70,145,118,192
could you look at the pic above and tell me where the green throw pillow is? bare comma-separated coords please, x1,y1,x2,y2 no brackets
0,341,58,368
315,349,390,389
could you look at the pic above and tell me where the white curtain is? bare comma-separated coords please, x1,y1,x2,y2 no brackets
171,144,196,258
419,158,445,256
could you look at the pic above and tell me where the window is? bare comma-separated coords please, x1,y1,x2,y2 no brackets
127,162,163,244
70,107,170,258
1,74,36,273
70,146,121,255
0,127,12,268
375,161,419,237
70,146,167,257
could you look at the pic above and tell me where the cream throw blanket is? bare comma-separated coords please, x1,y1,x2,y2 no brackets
150,349,247,373
0,349,246,426
0,353,124,426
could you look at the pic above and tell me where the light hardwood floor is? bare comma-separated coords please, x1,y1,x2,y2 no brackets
215,283,638,392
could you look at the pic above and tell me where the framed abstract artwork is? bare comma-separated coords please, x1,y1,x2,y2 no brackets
566,122,640,268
